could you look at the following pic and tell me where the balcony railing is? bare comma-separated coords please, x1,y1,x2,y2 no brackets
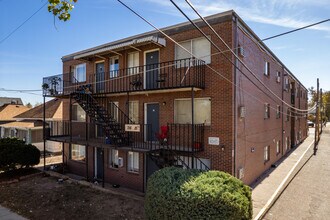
42,58,205,96
46,121,204,153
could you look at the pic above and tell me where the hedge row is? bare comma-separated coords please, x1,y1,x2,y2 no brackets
0,138,40,171
145,167,252,220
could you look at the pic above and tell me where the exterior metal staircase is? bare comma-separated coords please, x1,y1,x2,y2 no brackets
71,92,129,146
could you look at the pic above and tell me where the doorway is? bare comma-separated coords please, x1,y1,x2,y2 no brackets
145,51,159,89
95,147,104,180
96,62,105,93
145,103,159,142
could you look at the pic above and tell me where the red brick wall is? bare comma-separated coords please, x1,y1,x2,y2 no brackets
60,16,308,191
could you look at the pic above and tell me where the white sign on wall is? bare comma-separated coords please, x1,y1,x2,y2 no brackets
208,137,220,145
125,124,141,132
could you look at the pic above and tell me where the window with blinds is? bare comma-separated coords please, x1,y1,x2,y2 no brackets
175,37,211,64
174,98,211,125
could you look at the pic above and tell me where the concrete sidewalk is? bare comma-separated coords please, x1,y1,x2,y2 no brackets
252,129,316,219
0,205,26,220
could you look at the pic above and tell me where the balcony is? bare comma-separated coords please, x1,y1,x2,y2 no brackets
42,58,205,97
45,121,205,153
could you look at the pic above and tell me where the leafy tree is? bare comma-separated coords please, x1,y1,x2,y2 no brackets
308,87,330,122
25,102,32,108
48,0,77,21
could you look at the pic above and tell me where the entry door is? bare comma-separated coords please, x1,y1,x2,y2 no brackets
145,51,159,89
96,62,105,93
146,103,159,141
96,148,104,179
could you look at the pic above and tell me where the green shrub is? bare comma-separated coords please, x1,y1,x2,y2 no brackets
145,167,252,220
0,138,40,171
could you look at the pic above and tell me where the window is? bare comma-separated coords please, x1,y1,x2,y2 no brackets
109,56,119,78
108,101,119,122
175,37,211,64
284,77,289,91
264,61,270,76
286,108,290,121
276,71,281,83
264,103,270,119
127,52,139,75
174,98,211,125
127,151,139,173
73,63,86,82
72,104,86,122
71,144,85,161
129,101,139,123
276,140,280,155
109,149,119,168
285,137,289,152
276,105,281,119
264,146,270,162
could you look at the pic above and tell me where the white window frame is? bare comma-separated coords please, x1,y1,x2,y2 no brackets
128,101,139,123
174,98,211,125
284,77,289,91
264,103,270,119
276,140,280,155
109,149,119,168
276,71,281,83
109,56,119,78
72,103,86,122
264,145,270,162
264,61,270,76
74,63,86,82
127,151,139,173
127,52,139,75
71,144,86,162
175,37,211,64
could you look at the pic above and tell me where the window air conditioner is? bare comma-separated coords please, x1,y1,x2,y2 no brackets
238,46,245,57
118,157,123,167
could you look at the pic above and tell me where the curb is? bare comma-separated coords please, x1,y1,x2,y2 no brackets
0,171,42,185
254,140,315,220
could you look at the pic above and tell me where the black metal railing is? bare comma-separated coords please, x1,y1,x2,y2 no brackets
46,121,204,153
42,58,205,97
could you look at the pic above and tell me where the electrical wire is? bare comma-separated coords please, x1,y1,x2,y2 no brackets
180,0,312,113
262,18,330,41
116,0,313,119
0,2,48,45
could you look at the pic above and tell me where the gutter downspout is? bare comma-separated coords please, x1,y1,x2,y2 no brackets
233,15,238,177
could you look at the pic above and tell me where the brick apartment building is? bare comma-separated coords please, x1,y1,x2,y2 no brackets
43,10,308,192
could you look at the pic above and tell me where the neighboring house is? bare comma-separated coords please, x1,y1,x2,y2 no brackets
43,10,308,192
0,104,30,133
0,99,63,153
0,97,23,107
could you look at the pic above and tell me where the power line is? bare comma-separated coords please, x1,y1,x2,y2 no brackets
0,2,48,45
179,0,313,113
262,18,330,41
116,0,314,118
0,88,42,92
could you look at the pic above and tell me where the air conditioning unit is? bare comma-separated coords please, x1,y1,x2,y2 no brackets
239,106,246,118
276,76,281,83
238,46,245,57
118,157,123,167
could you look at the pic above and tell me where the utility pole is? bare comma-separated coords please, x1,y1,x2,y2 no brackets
314,78,319,155
320,89,323,134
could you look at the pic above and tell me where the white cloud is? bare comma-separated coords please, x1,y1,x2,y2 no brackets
142,0,330,33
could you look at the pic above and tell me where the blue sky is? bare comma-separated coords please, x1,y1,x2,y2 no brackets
0,0,329,105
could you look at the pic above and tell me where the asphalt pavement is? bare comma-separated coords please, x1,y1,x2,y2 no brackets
264,123,330,219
